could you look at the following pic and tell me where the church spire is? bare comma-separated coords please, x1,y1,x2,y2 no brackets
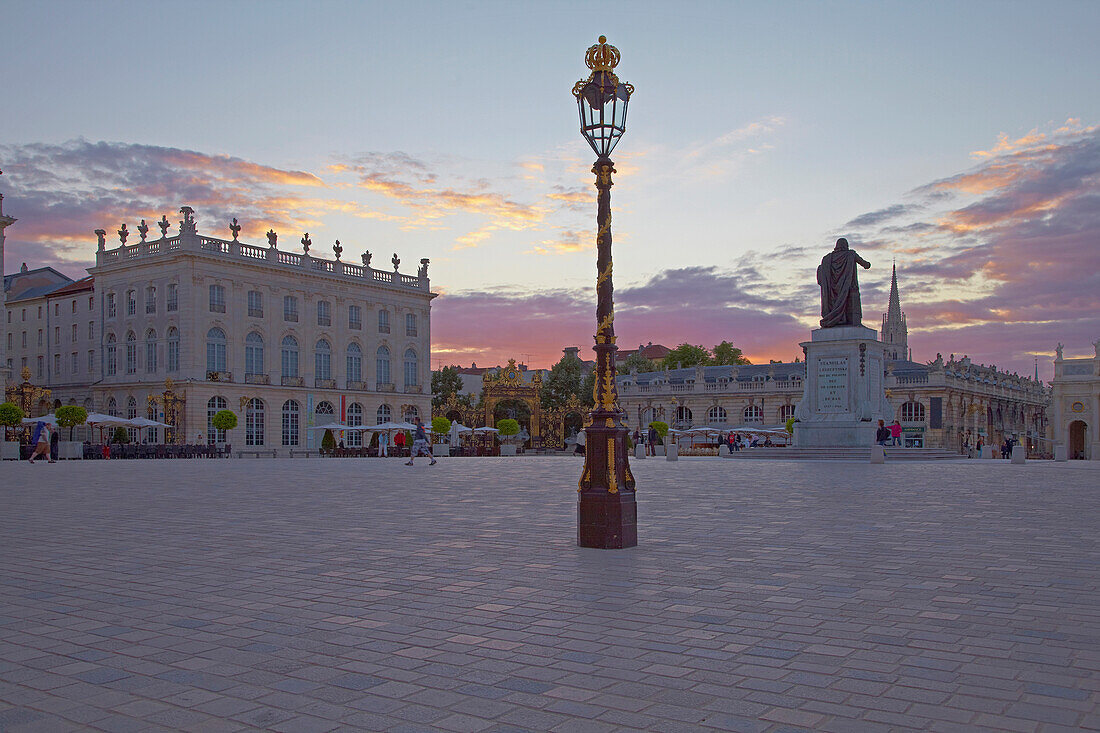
880,260,908,361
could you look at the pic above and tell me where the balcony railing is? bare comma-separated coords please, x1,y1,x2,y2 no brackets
207,370,232,382
376,382,395,392
347,380,368,391
245,373,270,385
315,378,336,389
281,376,304,387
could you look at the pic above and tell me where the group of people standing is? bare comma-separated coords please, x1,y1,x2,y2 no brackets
875,419,904,447
27,421,58,463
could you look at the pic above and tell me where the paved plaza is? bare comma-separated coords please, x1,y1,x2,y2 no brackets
1,456,1098,732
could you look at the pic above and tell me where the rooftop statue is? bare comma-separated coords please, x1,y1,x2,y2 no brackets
817,237,870,328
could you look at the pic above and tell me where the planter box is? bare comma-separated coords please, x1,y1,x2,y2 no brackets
500,444,517,456
59,441,83,460
666,444,679,461
654,445,665,456
1,440,19,460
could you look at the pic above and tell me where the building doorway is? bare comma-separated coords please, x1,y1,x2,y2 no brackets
1068,420,1088,459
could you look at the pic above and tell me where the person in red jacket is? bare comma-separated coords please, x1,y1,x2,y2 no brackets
889,420,902,446
393,429,406,456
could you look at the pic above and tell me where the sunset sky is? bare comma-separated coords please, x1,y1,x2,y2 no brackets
3,1,1099,377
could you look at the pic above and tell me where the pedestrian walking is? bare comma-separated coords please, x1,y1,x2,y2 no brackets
405,418,436,466
889,420,902,446
28,421,55,463
875,419,891,450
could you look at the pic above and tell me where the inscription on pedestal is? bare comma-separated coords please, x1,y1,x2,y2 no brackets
818,357,849,413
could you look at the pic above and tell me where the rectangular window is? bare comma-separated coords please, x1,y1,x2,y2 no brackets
72,300,77,314
88,321,95,339
71,352,78,374
348,305,362,330
106,344,116,376
38,306,42,318
5,333,10,349
88,350,95,373
71,324,78,343
283,295,298,322
88,295,94,311
282,404,299,446
37,355,44,378
127,291,136,316
406,313,417,337
167,284,178,312
209,284,226,313
248,290,263,318
55,303,60,316
22,331,27,348
146,286,156,314
38,329,43,346
22,308,26,321
378,309,390,333
54,326,60,343
167,338,179,372
146,339,157,372
53,354,61,375
317,300,331,326
107,294,116,318
126,339,137,374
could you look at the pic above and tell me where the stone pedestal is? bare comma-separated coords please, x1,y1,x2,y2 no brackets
870,445,885,464
718,444,730,457
1011,445,1026,464
981,445,994,459
793,326,891,448
634,444,646,459
666,444,678,461
1055,445,1067,462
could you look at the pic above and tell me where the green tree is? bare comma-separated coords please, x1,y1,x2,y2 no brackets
212,409,238,432
112,426,130,444
785,417,796,435
713,341,751,365
431,365,466,408
431,416,451,435
55,405,88,441
496,418,520,437
580,368,596,407
542,352,585,409
321,429,336,450
648,421,669,442
660,343,711,370
0,402,24,440
622,351,658,373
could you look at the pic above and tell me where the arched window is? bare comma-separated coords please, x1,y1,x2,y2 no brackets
106,333,117,376
315,339,331,381
107,397,118,417
245,398,265,446
347,402,363,447
316,400,335,417
347,343,363,384
743,405,763,423
281,335,299,378
901,401,926,422
127,396,138,442
245,332,264,376
145,329,157,372
376,346,391,386
675,405,693,427
282,400,299,446
707,406,728,424
166,327,179,372
207,396,228,444
125,331,137,374
206,327,227,373
404,348,418,388
376,404,392,424
404,405,419,423
778,404,796,422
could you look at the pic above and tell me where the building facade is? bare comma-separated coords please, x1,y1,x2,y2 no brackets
617,268,1050,453
1050,341,1100,460
5,206,435,451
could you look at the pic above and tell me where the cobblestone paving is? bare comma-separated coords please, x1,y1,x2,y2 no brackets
1,456,1098,732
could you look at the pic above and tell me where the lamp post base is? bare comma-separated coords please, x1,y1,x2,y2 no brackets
578,491,637,549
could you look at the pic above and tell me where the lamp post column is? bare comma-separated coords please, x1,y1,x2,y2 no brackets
577,155,637,549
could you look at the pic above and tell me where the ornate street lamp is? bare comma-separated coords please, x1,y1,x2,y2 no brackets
573,36,637,549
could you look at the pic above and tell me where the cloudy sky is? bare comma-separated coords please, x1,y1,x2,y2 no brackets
3,1,1099,377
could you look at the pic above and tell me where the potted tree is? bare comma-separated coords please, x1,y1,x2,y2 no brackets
321,428,336,455
55,405,88,459
649,420,669,456
497,418,520,455
0,402,23,460
211,409,237,456
431,416,451,451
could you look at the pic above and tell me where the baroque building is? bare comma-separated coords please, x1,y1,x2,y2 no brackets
4,206,435,452
1050,341,1100,460
617,268,1050,454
